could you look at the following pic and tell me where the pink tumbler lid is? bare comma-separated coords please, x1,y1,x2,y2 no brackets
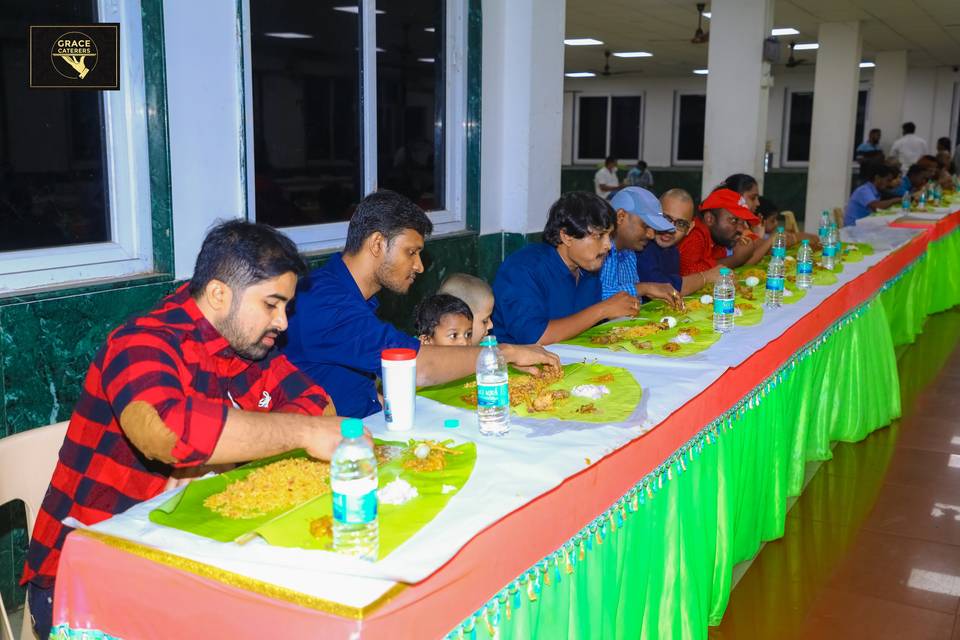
381,348,417,361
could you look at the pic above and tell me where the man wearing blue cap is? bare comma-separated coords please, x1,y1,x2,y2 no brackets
600,187,684,309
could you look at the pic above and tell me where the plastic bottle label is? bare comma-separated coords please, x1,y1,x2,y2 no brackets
797,262,813,275
477,382,509,408
713,298,735,315
822,245,836,258
333,479,378,525
772,247,786,259
766,276,784,291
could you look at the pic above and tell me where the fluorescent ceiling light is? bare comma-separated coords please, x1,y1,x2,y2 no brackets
703,11,711,18
565,72,596,78
793,43,819,50
333,6,385,14
693,69,709,75
613,51,653,58
424,27,436,33
418,57,435,63
771,27,800,36
859,61,876,68
564,38,604,46
264,32,313,39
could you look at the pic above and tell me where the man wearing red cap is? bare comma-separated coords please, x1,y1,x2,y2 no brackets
678,189,760,281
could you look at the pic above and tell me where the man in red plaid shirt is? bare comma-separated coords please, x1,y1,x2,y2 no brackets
22,221,344,639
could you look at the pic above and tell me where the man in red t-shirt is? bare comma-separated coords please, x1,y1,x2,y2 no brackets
678,188,760,286
22,221,347,639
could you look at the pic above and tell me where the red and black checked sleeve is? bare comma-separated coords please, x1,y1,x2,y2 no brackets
101,331,228,466
265,354,331,416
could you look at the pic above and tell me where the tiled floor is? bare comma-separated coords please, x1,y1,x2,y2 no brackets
711,307,960,640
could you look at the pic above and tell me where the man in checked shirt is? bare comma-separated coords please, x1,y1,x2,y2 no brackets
21,221,347,639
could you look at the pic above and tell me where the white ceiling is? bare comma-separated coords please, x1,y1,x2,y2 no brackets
564,0,960,77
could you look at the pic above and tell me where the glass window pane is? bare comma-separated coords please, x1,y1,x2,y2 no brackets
250,0,361,228
787,92,813,163
376,0,445,211
676,94,705,162
577,96,608,160
0,0,110,253
853,90,868,160
609,96,641,160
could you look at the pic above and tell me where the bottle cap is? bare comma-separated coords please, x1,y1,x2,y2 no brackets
341,418,364,439
719,267,732,276
802,239,809,245
480,336,498,347
777,226,784,233
444,419,460,429
382,348,417,361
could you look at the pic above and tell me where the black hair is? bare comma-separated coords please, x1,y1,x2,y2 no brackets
718,173,758,195
637,160,648,170
869,128,881,136
902,122,916,134
756,196,780,220
938,137,952,152
188,220,306,298
907,163,926,180
542,191,616,247
862,163,894,182
413,294,473,338
605,156,618,166
343,189,433,255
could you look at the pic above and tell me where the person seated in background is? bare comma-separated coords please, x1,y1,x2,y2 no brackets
625,160,654,189
491,191,639,345
637,188,721,296
844,163,901,226
438,272,494,345
901,163,928,197
937,137,956,175
22,221,344,640
884,164,908,197
890,122,928,169
594,156,621,199
747,197,820,260
282,190,559,418
678,188,760,277
718,173,761,212
856,128,883,161
599,187,683,309
414,294,473,346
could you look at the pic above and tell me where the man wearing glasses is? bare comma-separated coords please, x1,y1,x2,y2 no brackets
676,188,760,286
637,188,721,296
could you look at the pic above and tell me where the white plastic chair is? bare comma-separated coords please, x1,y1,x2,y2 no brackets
0,422,68,640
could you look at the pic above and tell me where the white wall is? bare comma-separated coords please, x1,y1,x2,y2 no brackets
562,66,953,170
163,2,248,279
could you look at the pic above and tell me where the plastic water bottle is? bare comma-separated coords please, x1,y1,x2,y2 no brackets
919,189,927,211
476,335,510,436
331,418,379,560
712,268,736,333
818,211,831,246
796,239,814,290
771,226,787,259
764,257,785,308
823,224,839,270
901,191,911,211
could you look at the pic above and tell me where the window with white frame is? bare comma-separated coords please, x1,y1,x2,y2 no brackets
246,0,466,252
0,0,153,292
573,94,644,164
672,93,705,165
782,88,869,165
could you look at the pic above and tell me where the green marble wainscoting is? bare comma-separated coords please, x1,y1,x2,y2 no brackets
561,166,864,226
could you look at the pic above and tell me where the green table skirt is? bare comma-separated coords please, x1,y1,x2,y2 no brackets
448,230,960,640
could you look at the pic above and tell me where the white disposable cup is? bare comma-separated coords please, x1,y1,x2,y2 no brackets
381,348,417,431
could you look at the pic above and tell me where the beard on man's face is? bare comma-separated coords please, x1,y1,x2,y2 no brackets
219,313,277,361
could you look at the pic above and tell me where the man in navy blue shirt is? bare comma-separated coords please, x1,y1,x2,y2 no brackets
844,164,901,226
637,188,720,296
492,192,639,345
283,190,559,418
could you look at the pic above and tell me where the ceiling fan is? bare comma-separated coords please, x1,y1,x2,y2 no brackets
577,49,646,77
691,3,709,44
785,41,812,68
